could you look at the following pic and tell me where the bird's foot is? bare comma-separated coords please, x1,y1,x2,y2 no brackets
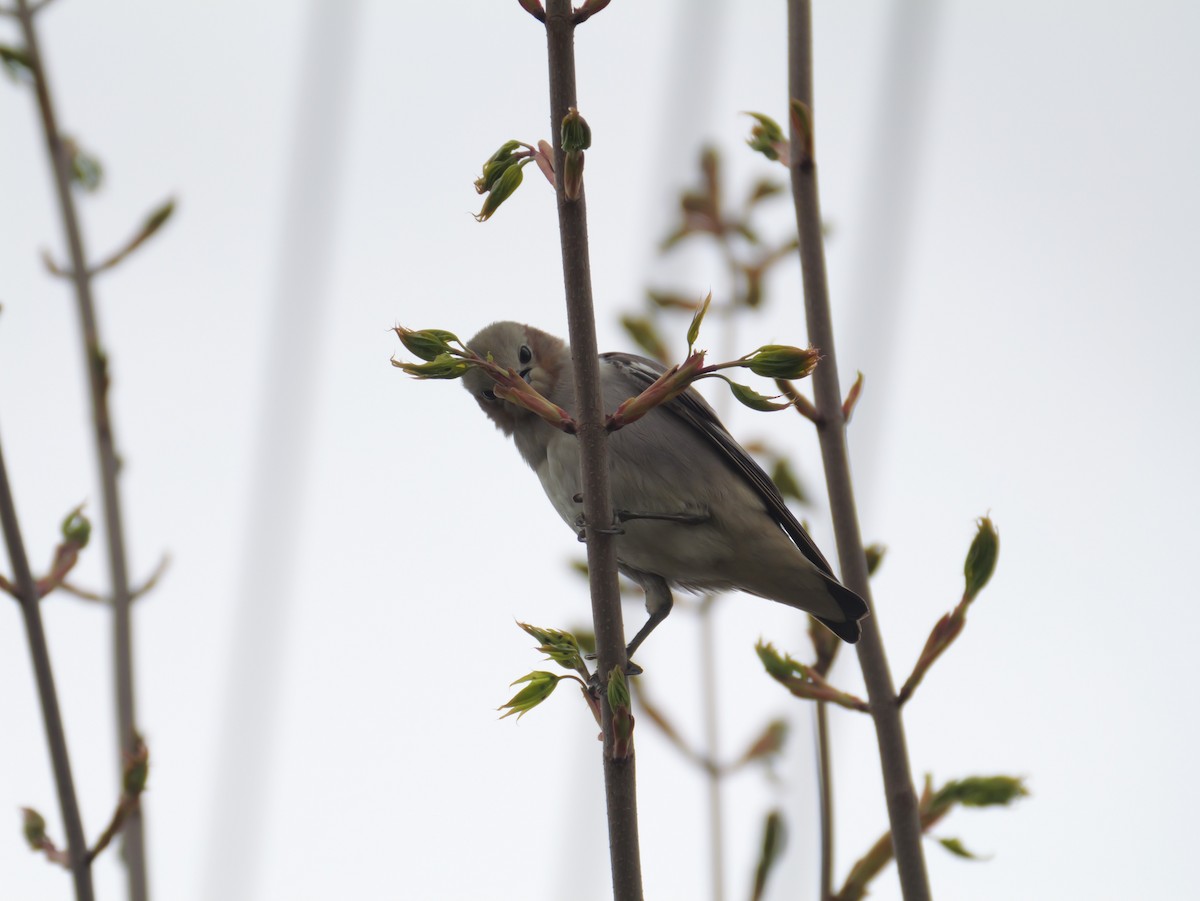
586,658,644,694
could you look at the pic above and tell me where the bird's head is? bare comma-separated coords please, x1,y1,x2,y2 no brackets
463,321,568,435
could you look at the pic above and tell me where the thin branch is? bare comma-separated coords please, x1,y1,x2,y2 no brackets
59,553,171,605
543,1,643,898
0,430,95,901
698,595,725,901
815,702,835,901
786,2,932,899
13,2,149,897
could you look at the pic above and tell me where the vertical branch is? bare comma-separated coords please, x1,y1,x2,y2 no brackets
543,2,643,899
785,3,932,900
814,702,834,901
0,433,95,901
14,3,148,898
698,596,725,901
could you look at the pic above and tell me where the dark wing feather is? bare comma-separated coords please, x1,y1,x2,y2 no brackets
602,352,838,578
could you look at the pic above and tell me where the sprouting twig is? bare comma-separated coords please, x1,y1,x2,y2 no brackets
541,0,643,897
13,1,149,895
786,1,931,898
0,432,94,901
59,553,171,605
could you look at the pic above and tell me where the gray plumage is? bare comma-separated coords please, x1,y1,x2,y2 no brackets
462,321,868,656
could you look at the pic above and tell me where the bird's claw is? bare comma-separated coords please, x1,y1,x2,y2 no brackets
585,658,644,694
574,513,626,541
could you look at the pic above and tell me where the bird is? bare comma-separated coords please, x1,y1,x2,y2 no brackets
462,320,869,659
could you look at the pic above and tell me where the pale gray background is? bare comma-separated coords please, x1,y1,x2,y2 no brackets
2,1,1198,899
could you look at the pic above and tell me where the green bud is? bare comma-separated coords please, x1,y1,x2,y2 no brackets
963,516,999,599
755,641,800,681
477,148,530,195
745,112,785,162
142,198,176,236
394,326,461,362
390,352,473,380
743,345,820,380
474,159,527,222
483,139,522,167
560,108,592,152
606,664,630,712
60,507,91,548
21,808,47,849
517,622,585,672
686,291,712,352
498,671,562,720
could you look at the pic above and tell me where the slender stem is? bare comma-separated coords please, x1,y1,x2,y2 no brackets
785,3,931,900
14,3,148,898
698,596,725,901
543,2,643,899
0,433,95,901
814,702,834,901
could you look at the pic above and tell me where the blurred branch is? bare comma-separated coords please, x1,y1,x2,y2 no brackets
834,775,1027,901
60,553,171,605
0,431,94,901
786,1,931,898
13,1,149,895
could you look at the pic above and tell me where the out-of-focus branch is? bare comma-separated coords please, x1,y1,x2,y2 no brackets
14,2,149,896
785,2,931,899
0,431,94,901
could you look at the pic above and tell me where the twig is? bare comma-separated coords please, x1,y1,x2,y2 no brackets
59,553,171,605
14,2,149,896
0,431,95,901
815,702,835,901
698,595,725,901
786,2,932,899
542,1,643,898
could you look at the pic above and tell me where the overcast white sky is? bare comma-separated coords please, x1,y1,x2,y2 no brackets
2,2,1199,900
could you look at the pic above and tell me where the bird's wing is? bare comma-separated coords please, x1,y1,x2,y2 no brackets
601,352,837,578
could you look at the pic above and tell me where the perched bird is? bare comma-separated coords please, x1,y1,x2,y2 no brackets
462,321,868,658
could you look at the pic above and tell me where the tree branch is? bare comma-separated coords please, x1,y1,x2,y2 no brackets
542,1,643,898
786,2,932,899
0,430,95,901
13,2,149,896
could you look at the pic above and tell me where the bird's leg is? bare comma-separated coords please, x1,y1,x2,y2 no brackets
573,492,711,537
616,509,711,525
625,573,674,661
573,515,625,542
571,492,626,541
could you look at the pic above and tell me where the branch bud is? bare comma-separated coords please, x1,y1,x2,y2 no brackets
560,108,592,153
963,516,999,600
742,344,820,380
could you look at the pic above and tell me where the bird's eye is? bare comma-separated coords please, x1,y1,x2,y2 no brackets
518,344,532,365
482,389,496,401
